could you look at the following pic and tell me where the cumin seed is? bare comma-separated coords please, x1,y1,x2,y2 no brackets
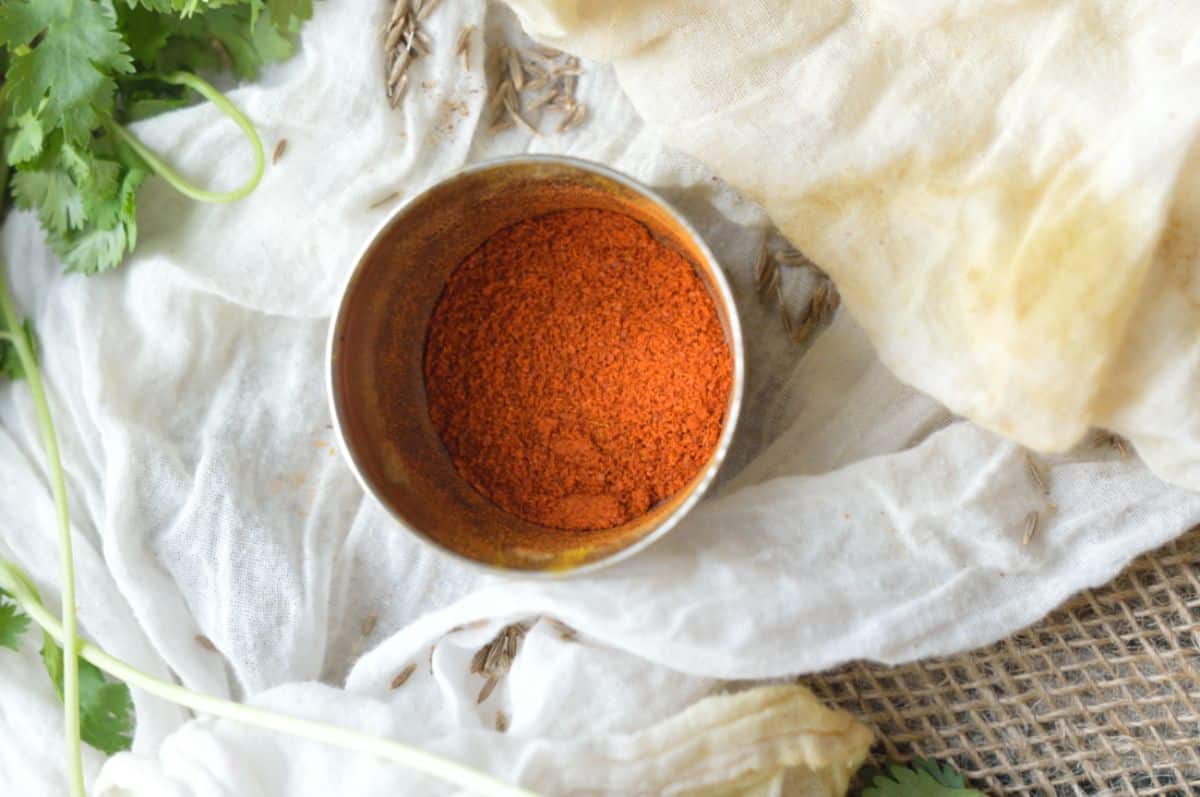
369,191,399,209
507,48,525,91
413,29,432,56
1026,453,1048,494
557,103,586,133
390,663,417,690
504,96,539,136
387,0,410,30
272,139,287,164
477,675,499,704
416,0,440,21
470,644,490,675
384,20,407,55
195,634,217,652
1021,510,1040,545
388,73,409,107
495,711,509,732
753,244,770,286
361,612,378,636
483,636,507,674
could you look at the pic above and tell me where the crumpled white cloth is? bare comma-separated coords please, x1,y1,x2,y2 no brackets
0,0,1197,794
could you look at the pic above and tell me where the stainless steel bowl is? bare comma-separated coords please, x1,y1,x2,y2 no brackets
327,156,744,575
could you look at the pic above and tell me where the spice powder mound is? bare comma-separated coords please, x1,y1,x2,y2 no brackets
423,207,732,531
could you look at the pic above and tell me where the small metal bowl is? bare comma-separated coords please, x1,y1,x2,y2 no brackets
327,156,744,575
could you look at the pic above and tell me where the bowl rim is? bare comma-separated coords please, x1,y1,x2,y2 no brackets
326,154,746,577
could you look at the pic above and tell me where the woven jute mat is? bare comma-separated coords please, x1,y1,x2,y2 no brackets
804,526,1200,796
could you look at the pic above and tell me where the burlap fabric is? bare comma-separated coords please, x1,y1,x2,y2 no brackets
805,527,1200,795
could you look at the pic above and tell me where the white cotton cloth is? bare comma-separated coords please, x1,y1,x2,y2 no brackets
0,1,1198,794
503,0,1200,489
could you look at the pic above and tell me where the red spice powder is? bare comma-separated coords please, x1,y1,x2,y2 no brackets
423,207,732,531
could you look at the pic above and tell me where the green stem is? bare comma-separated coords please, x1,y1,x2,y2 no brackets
0,281,84,797
110,71,265,203
0,562,540,797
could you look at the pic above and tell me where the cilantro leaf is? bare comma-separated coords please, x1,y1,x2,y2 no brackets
1,0,135,144
0,589,32,652
12,167,86,234
861,759,987,797
911,758,968,789
5,113,45,166
56,166,144,274
41,632,135,755
121,3,298,82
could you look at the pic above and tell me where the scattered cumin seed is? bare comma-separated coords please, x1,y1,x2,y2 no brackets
272,139,287,164
1021,511,1040,545
384,21,407,55
390,663,417,690
504,96,539,136
504,627,519,659
387,50,411,90
814,281,840,324
483,636,507,674
388,73,409,108
525,76,549,93
534,44,563,58
388,0,410,29
455,25,473,55
488,80,511,115
477,675,499,704
558,103,587,133
195,634,217,652
791,314,817,346
1026,453,1048,494
507,48,526,91
416,0,440,21
495,710,509,732
369,191,399,209
524,59,548,80
413,29,432,56
1109,433,1130,458
455,26,473,70
361,611,378,636
774,248,810,268
470,644,489,675
753,244,770,286
778,290,795,338
528,90,556,111
759,259,780,298
489,115,515,133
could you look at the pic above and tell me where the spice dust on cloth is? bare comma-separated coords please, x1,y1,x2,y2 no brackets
423,208,733,530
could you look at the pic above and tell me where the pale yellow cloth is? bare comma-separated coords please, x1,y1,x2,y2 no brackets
506,0,1200,489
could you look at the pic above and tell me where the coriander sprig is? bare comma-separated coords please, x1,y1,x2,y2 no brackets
860,757,988,797
0,562,538,797
0,273,85,794
0,260,542,796
1,0,305,274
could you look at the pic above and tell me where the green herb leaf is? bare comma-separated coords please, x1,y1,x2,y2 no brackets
861,759,987,797
0,0,135,144
0,589,32,652
12,166,86,235
40,632,135,755
5,113,45,166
